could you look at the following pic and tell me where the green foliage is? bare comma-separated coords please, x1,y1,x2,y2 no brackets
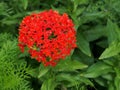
0,33,32,90
0,0,120,90
54,56,88,72
99,41,120,59
82,61,113,78
77,30,91,56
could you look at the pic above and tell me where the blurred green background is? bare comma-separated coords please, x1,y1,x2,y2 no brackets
0,0,120,90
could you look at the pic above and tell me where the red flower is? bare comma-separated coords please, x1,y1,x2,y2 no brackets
18,9,76,66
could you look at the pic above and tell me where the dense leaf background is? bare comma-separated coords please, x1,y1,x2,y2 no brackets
0,0,120,90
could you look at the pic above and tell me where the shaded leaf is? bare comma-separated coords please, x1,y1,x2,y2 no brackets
95,77,108,87
96,39,108,48
83,25,106,42
77,31,91,56
103,58,116,66
73,0,88,12
108,82,115,90
80,12,106,24
72,48,94,65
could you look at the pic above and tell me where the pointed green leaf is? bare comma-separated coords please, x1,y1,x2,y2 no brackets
73,0,88,12
99,41,120,59
83,25,106,42
108,82,115,90
114,68,120,90
28,67,39,78
38,64,50,78
21,0,28,10
82,62,113,78
80,12,106,24
76,7,85,16
103,59,115,66
54,57,88,71
56,73,76,82
41,78,57,90
94,77,108,87
102,74,113,81
56,73,93,87
106,19,120,44
72,48,94,65
77,31,91,56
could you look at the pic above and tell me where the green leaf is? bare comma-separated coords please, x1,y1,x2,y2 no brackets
99,41,120,59
73,0,88,11
94,77,108,87
112,0,120,13
114,68,120,90
78,76,94,86
77,31,91,56
102,74,113,81
96,39,108,48
56,73,94,87
56,74,80,88
28,67,39,78
106,19,120,44
80,12,106,24
70,13,80,30
56,73,76,82
38,64,50,78
82,62,113,78
79,86,87,90
41,78,57,90
108,82,115,90
76,7,85,16
72,48,94,65
54,57,88,72
103,58,115,66
83,25,106,42
1,18,19,25
21,0,28,10
51,6,68,14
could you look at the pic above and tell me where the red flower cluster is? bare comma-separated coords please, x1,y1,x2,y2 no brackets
18,9,76,66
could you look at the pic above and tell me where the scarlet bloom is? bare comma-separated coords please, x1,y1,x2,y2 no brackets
18,9,76,66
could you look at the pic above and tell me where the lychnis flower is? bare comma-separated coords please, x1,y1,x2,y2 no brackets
18,9,76,66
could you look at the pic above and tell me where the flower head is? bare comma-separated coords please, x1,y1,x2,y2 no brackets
18,9,76,66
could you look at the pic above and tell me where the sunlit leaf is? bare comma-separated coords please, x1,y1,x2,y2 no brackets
38,64,50,78
106,19,120,44
41,78,57,90
114,68,120,90
21,0,28,10
54,57,88,72
82,62,113,78
99,41,120,59
56,73,94,87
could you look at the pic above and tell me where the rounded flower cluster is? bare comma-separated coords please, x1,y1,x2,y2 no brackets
18,9,76,66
